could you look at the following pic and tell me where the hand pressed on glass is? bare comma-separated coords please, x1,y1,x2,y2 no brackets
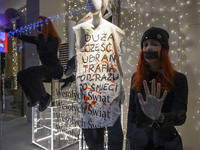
138,79,167,121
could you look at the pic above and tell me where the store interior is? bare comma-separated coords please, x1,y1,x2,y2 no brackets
1,0,200,150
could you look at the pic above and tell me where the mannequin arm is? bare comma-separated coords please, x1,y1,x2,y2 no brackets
103,6,113,20
67,20,76,60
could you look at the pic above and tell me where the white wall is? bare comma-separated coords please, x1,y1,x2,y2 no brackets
40,0,200,149
121,1,200,149
39,0,67,44
3,0,197,149
0,0,26,14
39,0,87,93
39,0,67,94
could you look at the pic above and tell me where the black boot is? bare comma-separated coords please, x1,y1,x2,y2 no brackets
27,97,40,107
38,93,51,112
64,56,75,76
61,74,75,90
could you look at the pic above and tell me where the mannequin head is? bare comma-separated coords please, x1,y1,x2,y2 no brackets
77,0,108,24
87,0,102,14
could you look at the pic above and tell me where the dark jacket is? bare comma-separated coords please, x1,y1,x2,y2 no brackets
127,71,188,142
15,33,61,66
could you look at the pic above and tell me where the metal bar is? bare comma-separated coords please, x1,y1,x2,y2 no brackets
51,107,53,150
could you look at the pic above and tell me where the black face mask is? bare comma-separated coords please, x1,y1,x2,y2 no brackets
143,51,158,59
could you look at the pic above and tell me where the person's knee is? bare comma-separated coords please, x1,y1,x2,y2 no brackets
26,67,36,74
17,70,26,80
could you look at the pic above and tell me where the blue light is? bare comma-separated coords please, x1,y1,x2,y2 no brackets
6,4,91,38
0,32,5,53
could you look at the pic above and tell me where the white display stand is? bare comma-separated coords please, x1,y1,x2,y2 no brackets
32,80,80,150
32,99,80,150
31,80,109,150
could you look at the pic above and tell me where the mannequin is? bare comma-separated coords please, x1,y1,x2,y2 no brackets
61,0,113,90
73,0,125,149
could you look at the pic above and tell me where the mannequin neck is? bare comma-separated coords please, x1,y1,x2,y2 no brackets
92,11,102,29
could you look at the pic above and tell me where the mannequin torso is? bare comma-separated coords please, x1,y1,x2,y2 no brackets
73,0,125,129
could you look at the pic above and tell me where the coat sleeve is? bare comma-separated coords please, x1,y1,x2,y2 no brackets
14,33,37,45
37,34,58,53
126,74,137,138
160,72,188,128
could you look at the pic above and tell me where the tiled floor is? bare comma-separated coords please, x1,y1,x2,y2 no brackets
0,116,79,150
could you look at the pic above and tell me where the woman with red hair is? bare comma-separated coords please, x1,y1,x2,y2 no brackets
126,27,188,150
9,16,63,111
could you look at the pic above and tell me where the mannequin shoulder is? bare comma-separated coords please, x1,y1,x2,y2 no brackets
104,19,125,35
100,19,125,35
73,19,93,30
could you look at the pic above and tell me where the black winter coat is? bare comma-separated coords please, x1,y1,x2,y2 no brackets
15,33,61,66
126,71,188,150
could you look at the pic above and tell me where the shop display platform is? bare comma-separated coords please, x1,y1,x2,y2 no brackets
0,116,79,150
32,99,80,150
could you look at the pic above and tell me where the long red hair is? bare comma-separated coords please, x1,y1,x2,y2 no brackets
132,48,175,92
35,16,61,50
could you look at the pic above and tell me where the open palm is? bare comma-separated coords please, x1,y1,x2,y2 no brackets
138,79,167,120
